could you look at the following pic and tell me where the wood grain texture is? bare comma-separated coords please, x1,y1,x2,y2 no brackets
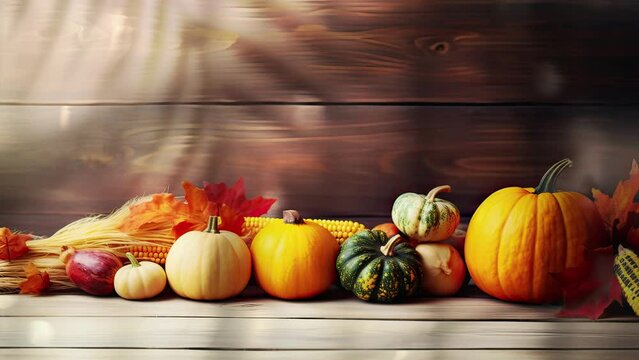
0,289,557,320
0,289,634,321
1,0,638,103
1,104,638,234
2,316,639,349
3,349,639,360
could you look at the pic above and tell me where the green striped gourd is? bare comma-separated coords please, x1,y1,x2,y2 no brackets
391,185,460,242
614,245,639,315
336,230,422,303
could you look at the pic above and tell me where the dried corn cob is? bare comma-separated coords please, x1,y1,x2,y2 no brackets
129,245,171,265
614,245,639,315
243,216,367,245
127,217,368,264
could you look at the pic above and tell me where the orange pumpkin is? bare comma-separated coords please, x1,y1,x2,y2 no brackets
465,159,606,303
372,223,401,238
372,223,418,248
250,210,339,299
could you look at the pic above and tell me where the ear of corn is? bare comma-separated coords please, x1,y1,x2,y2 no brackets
127,217,368,264
0,196,176,293
243,216,367,245
129,245,170,265
614,245,639,315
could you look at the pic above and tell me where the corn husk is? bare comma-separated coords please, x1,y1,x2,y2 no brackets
0,196,176,293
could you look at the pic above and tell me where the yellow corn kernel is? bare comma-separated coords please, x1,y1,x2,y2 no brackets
243,216,367,245
127,245,171,265
614,245,639,315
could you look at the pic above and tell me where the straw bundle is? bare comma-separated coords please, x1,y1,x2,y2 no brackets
0,197,176,293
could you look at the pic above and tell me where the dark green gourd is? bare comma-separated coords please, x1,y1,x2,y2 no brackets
336,230,422,303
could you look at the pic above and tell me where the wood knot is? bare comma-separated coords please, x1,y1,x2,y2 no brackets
414,37,451,56
429,41,450,55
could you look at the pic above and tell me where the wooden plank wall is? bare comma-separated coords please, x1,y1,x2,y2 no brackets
1,0,638,235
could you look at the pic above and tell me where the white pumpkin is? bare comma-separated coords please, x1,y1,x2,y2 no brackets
165,216,252,300
114,253,167,300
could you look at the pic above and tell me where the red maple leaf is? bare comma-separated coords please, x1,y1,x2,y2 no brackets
553,160,639,319
172,180,273,238
592,159,639,251
172,181,224,238
552,246,623,320
204,178,277,217
19,263,51,295
0,227,32,261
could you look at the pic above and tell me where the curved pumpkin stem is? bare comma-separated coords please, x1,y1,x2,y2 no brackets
534,158,573,194
425,185,452,202
205,216,220,234
534,159,567,194
380,234,404,257
125,252,141,268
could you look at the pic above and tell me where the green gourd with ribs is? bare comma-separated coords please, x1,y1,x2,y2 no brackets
336,230,422,303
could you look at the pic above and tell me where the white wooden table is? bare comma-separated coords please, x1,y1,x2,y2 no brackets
1,285,638,359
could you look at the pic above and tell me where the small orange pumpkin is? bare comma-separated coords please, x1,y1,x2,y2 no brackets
465,159,606,303
250,210,339,299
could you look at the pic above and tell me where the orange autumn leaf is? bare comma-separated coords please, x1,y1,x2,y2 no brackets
592,160,639,254
592,159,639,229
0,227,32,261
183,181,215,222
172,183,246,238
172,204,245,238
204,178,277,217
119,193,188,235
556,160,639,319
119,180,276,239
169,181,215,238
19,263,51,295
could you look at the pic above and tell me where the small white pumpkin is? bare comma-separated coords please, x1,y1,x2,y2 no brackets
165,215,252,300
114,253,167,300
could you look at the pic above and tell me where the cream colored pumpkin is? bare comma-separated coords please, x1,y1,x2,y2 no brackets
114,253,167,300
165,216,251,300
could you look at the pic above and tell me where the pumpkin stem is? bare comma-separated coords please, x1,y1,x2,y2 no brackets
205,216,220,233
534,159,566,193
283,210,305,224
380,234,404,257
425,185,452,202
125,252,140,268
534,158,572,194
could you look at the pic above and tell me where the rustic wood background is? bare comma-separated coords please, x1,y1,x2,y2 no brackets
1,0,638,235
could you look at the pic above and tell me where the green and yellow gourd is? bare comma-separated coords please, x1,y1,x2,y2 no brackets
391,185,460,242
336,230,422,303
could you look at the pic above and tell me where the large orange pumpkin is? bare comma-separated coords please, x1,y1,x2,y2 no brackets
465,159,606,303
250,210,339,299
